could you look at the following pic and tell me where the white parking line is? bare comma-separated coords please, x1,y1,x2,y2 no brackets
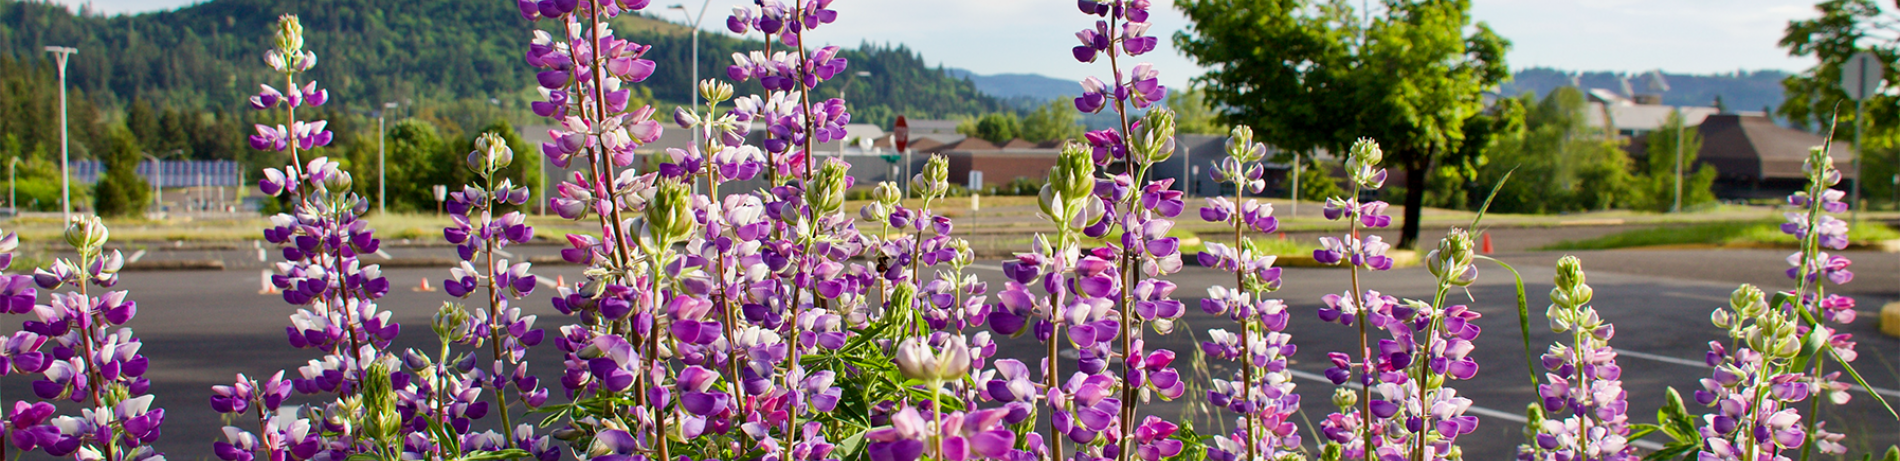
128,249,146,263
971,264,1004,271
1283,369,1668,451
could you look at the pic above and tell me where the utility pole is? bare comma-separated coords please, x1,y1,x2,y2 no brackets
44,46,76,219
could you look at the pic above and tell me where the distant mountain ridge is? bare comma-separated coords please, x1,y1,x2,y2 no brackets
0,0,1004,126
944,68,1080,103
1499,67,1789,114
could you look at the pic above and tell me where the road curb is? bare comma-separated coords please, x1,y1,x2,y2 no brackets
124,260,224,271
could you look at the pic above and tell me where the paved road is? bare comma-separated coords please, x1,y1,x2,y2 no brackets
0,243,1895,460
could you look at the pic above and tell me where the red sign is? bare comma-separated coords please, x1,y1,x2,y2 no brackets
893,116,909,153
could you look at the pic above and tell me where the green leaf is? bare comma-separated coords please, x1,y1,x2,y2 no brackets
1790,327,1829,372
457,449,532,461
1881,445,1899,461
1658,387,1698,442
1478,255,1536,389
1829,348,1899,418
1467,166,1515,231
1641,444,1695,461
1627,424,1660,442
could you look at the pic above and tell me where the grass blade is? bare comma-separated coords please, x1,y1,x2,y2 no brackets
1477,255,1535,388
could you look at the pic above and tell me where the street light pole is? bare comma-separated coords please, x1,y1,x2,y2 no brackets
670,1,712,140
44,46,76,219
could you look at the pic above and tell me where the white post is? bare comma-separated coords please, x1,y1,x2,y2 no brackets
45,46,76,219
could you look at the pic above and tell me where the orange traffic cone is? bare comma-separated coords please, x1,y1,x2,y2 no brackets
556,275,567,288
258,269,280,295
414,278,437,292
1278,232,1287,240
1481,232,1494,254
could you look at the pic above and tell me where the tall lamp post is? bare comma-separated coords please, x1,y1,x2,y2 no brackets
44,46,76,219
143,149,184,216
669,1,713,139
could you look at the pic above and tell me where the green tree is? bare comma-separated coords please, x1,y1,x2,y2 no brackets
971,113,1021,144
386,119,455,212
1779,0,1898,208
1176,0,1510,248
1632,111,1718,212
1021,99,1084,143
1167,86,1226,135
1477,87,1637,214
94,129,149,217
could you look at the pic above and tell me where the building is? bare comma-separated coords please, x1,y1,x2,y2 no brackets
1628,113,1856,200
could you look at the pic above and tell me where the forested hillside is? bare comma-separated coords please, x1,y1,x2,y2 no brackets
0,0,1002,125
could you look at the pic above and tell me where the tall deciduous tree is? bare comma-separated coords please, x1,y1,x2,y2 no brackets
1780,0,1897,207
1021,99,1085,143
1175,0,1509,248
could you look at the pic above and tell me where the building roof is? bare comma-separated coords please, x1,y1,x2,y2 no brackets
1584,103,1720,133
1631,114,1856,182
1698,114,1855,181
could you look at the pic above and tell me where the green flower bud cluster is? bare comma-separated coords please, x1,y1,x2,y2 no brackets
1041,142,1101,232
645,179,697,247
1547,256,1602,336
362,360,401,448
1331,387,1358,409
64,215,109,255
910,155,950,199
1713,284,1801,359
468,132,516,177
698,79,735,104
274,14,304,61
807,159,850,216
268,14,312,73
433,302,475,344
1226,125,1267,163
1427,228,1478,287
1347,137,1385,189
1131,108,1177,164
860,182,903,225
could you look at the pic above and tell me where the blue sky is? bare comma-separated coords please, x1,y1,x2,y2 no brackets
55,0,1827,90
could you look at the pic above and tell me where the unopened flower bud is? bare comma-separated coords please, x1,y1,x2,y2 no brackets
1051,142,1097,202
912,155,949,198
646,179,696,245
698,79,734,103
64,215,109,254
433,302,474,343
1554,256,1586,290
807,159,850,216
874,181,902,206
1332,387,1358,409
274,14,306,64
1730,284,1765,318
1710,308,1732,329
470,132,515,175
1350,137,1383,166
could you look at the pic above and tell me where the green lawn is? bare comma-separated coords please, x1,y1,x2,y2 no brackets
1539,220,1900,251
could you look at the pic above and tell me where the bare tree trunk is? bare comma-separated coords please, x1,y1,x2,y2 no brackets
1399,152,1430,249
